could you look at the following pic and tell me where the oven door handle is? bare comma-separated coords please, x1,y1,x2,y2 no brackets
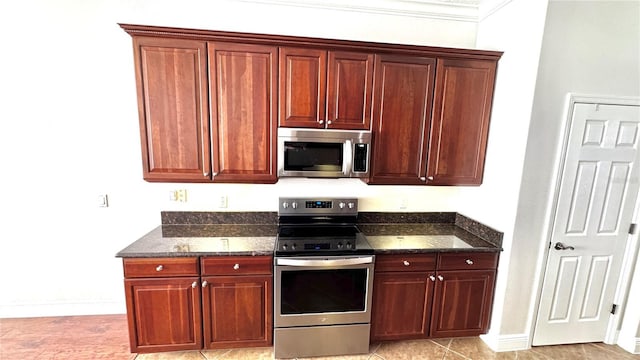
276,256,374,267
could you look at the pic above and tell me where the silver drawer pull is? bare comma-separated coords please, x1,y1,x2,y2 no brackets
403,260,410,266
202,280,208,288
233,264,240,270
429,275,435,282
437,275,444,281
155,265,164,272
465,259,474,265
191,281,198,288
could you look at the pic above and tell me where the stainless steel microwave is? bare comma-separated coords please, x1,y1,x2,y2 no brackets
277,128,371,178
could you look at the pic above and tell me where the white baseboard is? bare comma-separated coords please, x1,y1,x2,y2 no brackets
618,336,640,355
0,301,125,318
480,333,530,352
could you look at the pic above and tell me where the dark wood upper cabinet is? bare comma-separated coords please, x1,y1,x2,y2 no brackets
279,47,326,128
369,54,436,184
427,58,497,185
326,51,374,130
132,37,210,182
279,48,374,130
208,43,278,183
121,24,502,185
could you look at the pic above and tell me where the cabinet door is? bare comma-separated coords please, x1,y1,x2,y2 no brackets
427,58,497,185
202,275,273,349
430,270,496,337
124,277,202,353
279,47,326,128
369,54,436,184
209,43,277,183
370,272,434,341
132,37,210,182
326,51,374,130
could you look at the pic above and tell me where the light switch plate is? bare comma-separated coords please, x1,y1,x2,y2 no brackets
97,194,109,207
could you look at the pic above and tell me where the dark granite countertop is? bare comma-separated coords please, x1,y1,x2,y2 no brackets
358,224,499,253
116,225,277,257
116,211,502,258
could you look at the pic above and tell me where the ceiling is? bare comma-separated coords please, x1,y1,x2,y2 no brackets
232,0,509,22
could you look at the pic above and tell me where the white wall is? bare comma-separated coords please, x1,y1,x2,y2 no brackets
502,0,640,350
0,0,480,317
459,0,550,350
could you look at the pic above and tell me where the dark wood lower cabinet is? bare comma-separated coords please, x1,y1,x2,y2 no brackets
371,272,434,340
202,275,273,349
370,252,498,342
430,269,496,337
122,256,273,354
124,277,202,353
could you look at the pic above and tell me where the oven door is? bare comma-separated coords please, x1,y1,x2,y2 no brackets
274,255,374,328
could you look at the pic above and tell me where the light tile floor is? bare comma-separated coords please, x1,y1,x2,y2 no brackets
1,315,637,359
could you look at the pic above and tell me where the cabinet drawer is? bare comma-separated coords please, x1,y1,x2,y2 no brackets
123,257,199,278
201,256,272,276
375,254,437,272
437,252,498,270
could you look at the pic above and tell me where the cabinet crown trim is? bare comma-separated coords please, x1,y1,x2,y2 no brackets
119,23,502,60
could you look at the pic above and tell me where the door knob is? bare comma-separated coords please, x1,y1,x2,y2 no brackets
554,242,575,250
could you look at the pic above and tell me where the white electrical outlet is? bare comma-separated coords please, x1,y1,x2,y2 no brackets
399,197,408,209
169,189,188,202
219,195,228,208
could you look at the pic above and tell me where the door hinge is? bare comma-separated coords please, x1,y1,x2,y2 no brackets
629,223,637,235
611,304,618,315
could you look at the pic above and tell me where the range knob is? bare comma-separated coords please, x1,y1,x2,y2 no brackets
337,242,343,249
291,202,298,209
339,202,346,209
346,242,352,249
282,202,289,209
282,243,288,250
291,243,297,250
348,202,355,209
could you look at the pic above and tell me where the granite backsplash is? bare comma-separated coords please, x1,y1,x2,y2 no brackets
160,210,503,248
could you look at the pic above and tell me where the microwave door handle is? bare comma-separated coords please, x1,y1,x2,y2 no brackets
344,140,354,176
277,256,374,267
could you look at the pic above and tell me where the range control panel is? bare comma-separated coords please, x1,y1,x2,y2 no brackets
278,198,358,216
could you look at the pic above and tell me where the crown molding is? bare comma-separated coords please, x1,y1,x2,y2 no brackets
231,0,479,22
478,0,513,21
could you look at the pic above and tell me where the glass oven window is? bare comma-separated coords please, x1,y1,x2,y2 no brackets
284,142,343,172
280,268,367,314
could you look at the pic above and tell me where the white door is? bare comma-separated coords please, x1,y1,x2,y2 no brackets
533,102,640,345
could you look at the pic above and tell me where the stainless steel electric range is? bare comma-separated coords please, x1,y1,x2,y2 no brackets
273,197,374,359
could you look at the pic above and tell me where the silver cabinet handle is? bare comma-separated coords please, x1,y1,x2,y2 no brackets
191,281,198,288
403,260,410,266
233,264,240,270
202,280,208,288
554,242,575,250
155,265,163,272
420,177,426,181
327,120,332,125
318,119,325,124
427,176,434,181
212,172,218,176
204,172,209,177
465,259,474,265
437,275,444,281
429,275,435,282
